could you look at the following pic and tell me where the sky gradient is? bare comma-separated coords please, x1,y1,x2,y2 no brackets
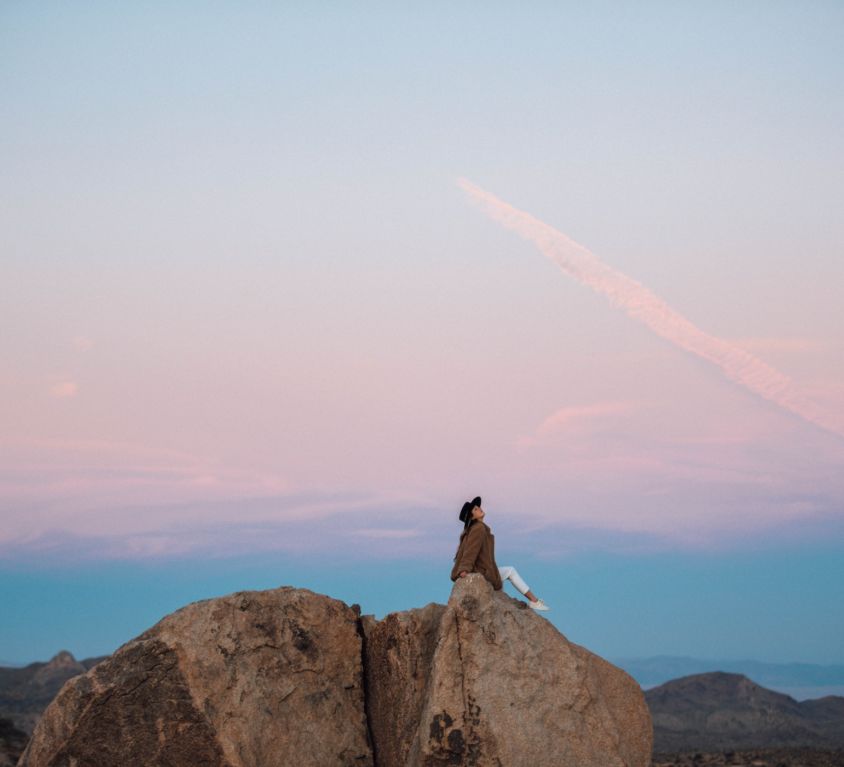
2,2,843,669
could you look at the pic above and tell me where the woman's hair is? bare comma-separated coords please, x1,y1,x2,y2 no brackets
455,517,476,554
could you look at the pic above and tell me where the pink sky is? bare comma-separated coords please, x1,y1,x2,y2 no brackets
3,184,842,559
2,3,843,563
459,178,844,439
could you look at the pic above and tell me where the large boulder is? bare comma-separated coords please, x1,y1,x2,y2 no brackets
18,587,373,767
19,580,652,767
363,574,652,767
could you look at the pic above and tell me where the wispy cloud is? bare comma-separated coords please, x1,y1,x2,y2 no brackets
49,380,78,399
353,528,422,539
0,436,289,522
0,497,448,564
458,178,843,439
517,401,634,450
0,434,446,560
2,433,842,563
731,337,829,355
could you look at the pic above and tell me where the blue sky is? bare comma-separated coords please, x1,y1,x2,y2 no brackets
2,535,843,666
2,2,843,668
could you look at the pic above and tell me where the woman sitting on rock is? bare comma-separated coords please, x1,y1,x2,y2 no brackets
451,496,550,611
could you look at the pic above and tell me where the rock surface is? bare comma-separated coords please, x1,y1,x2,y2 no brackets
362,603,447,767
363,574,652,767
20,579,652,767
646,672,844,751
18,588,373,767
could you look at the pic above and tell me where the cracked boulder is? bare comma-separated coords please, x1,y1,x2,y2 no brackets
363,574,652,767
18,588,373,767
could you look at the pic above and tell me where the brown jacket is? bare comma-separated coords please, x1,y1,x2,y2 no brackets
450,521,503,590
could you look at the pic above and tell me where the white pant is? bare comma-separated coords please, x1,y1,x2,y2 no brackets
498,565,530,596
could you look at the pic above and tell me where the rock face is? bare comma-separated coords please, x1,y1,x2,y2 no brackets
362,603,447,767
646,672,844,751
20,579,652,767
363,574,652,767
18,588,373,767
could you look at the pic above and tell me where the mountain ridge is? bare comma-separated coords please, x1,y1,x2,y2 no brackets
616,655,844,699
646,671,844,752
0,650,107,735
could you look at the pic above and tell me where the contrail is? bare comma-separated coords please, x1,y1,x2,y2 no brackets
458,178,841,438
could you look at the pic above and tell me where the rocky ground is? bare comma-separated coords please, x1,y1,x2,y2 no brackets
653,748,844,766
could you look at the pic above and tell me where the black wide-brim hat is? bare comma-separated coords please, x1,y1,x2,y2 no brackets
458,496,482,524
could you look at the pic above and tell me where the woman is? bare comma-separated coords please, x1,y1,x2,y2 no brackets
450,496,550,611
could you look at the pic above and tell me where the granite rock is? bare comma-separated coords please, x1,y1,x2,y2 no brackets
20,579,653,767
19,588,373,767
364,574,652,767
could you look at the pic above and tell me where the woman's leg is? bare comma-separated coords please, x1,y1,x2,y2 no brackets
498,565,538,601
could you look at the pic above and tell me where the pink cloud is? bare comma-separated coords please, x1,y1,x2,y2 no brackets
49,380,78,399
517,401,635,449
458,178,843,440
731,337,828,355
0,436,293,543
353,528,422,539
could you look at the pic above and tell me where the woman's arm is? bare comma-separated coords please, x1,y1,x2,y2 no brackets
455,524,485,576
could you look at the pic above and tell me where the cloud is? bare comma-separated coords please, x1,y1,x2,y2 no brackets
517,401,635,449
49,380,78,399
458,178,844,439
1,430,842,564
731,337,829,355
0,434,451,560
0,436,290,527
1,463,842,562
0,497,449,564
353,528,422,539
71,336,94,352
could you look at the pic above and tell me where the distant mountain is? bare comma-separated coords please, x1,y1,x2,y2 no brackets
646,672,844,752
0,651,107,735
616,655,844,698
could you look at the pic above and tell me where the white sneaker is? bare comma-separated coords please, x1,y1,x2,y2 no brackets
529,598,550,611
